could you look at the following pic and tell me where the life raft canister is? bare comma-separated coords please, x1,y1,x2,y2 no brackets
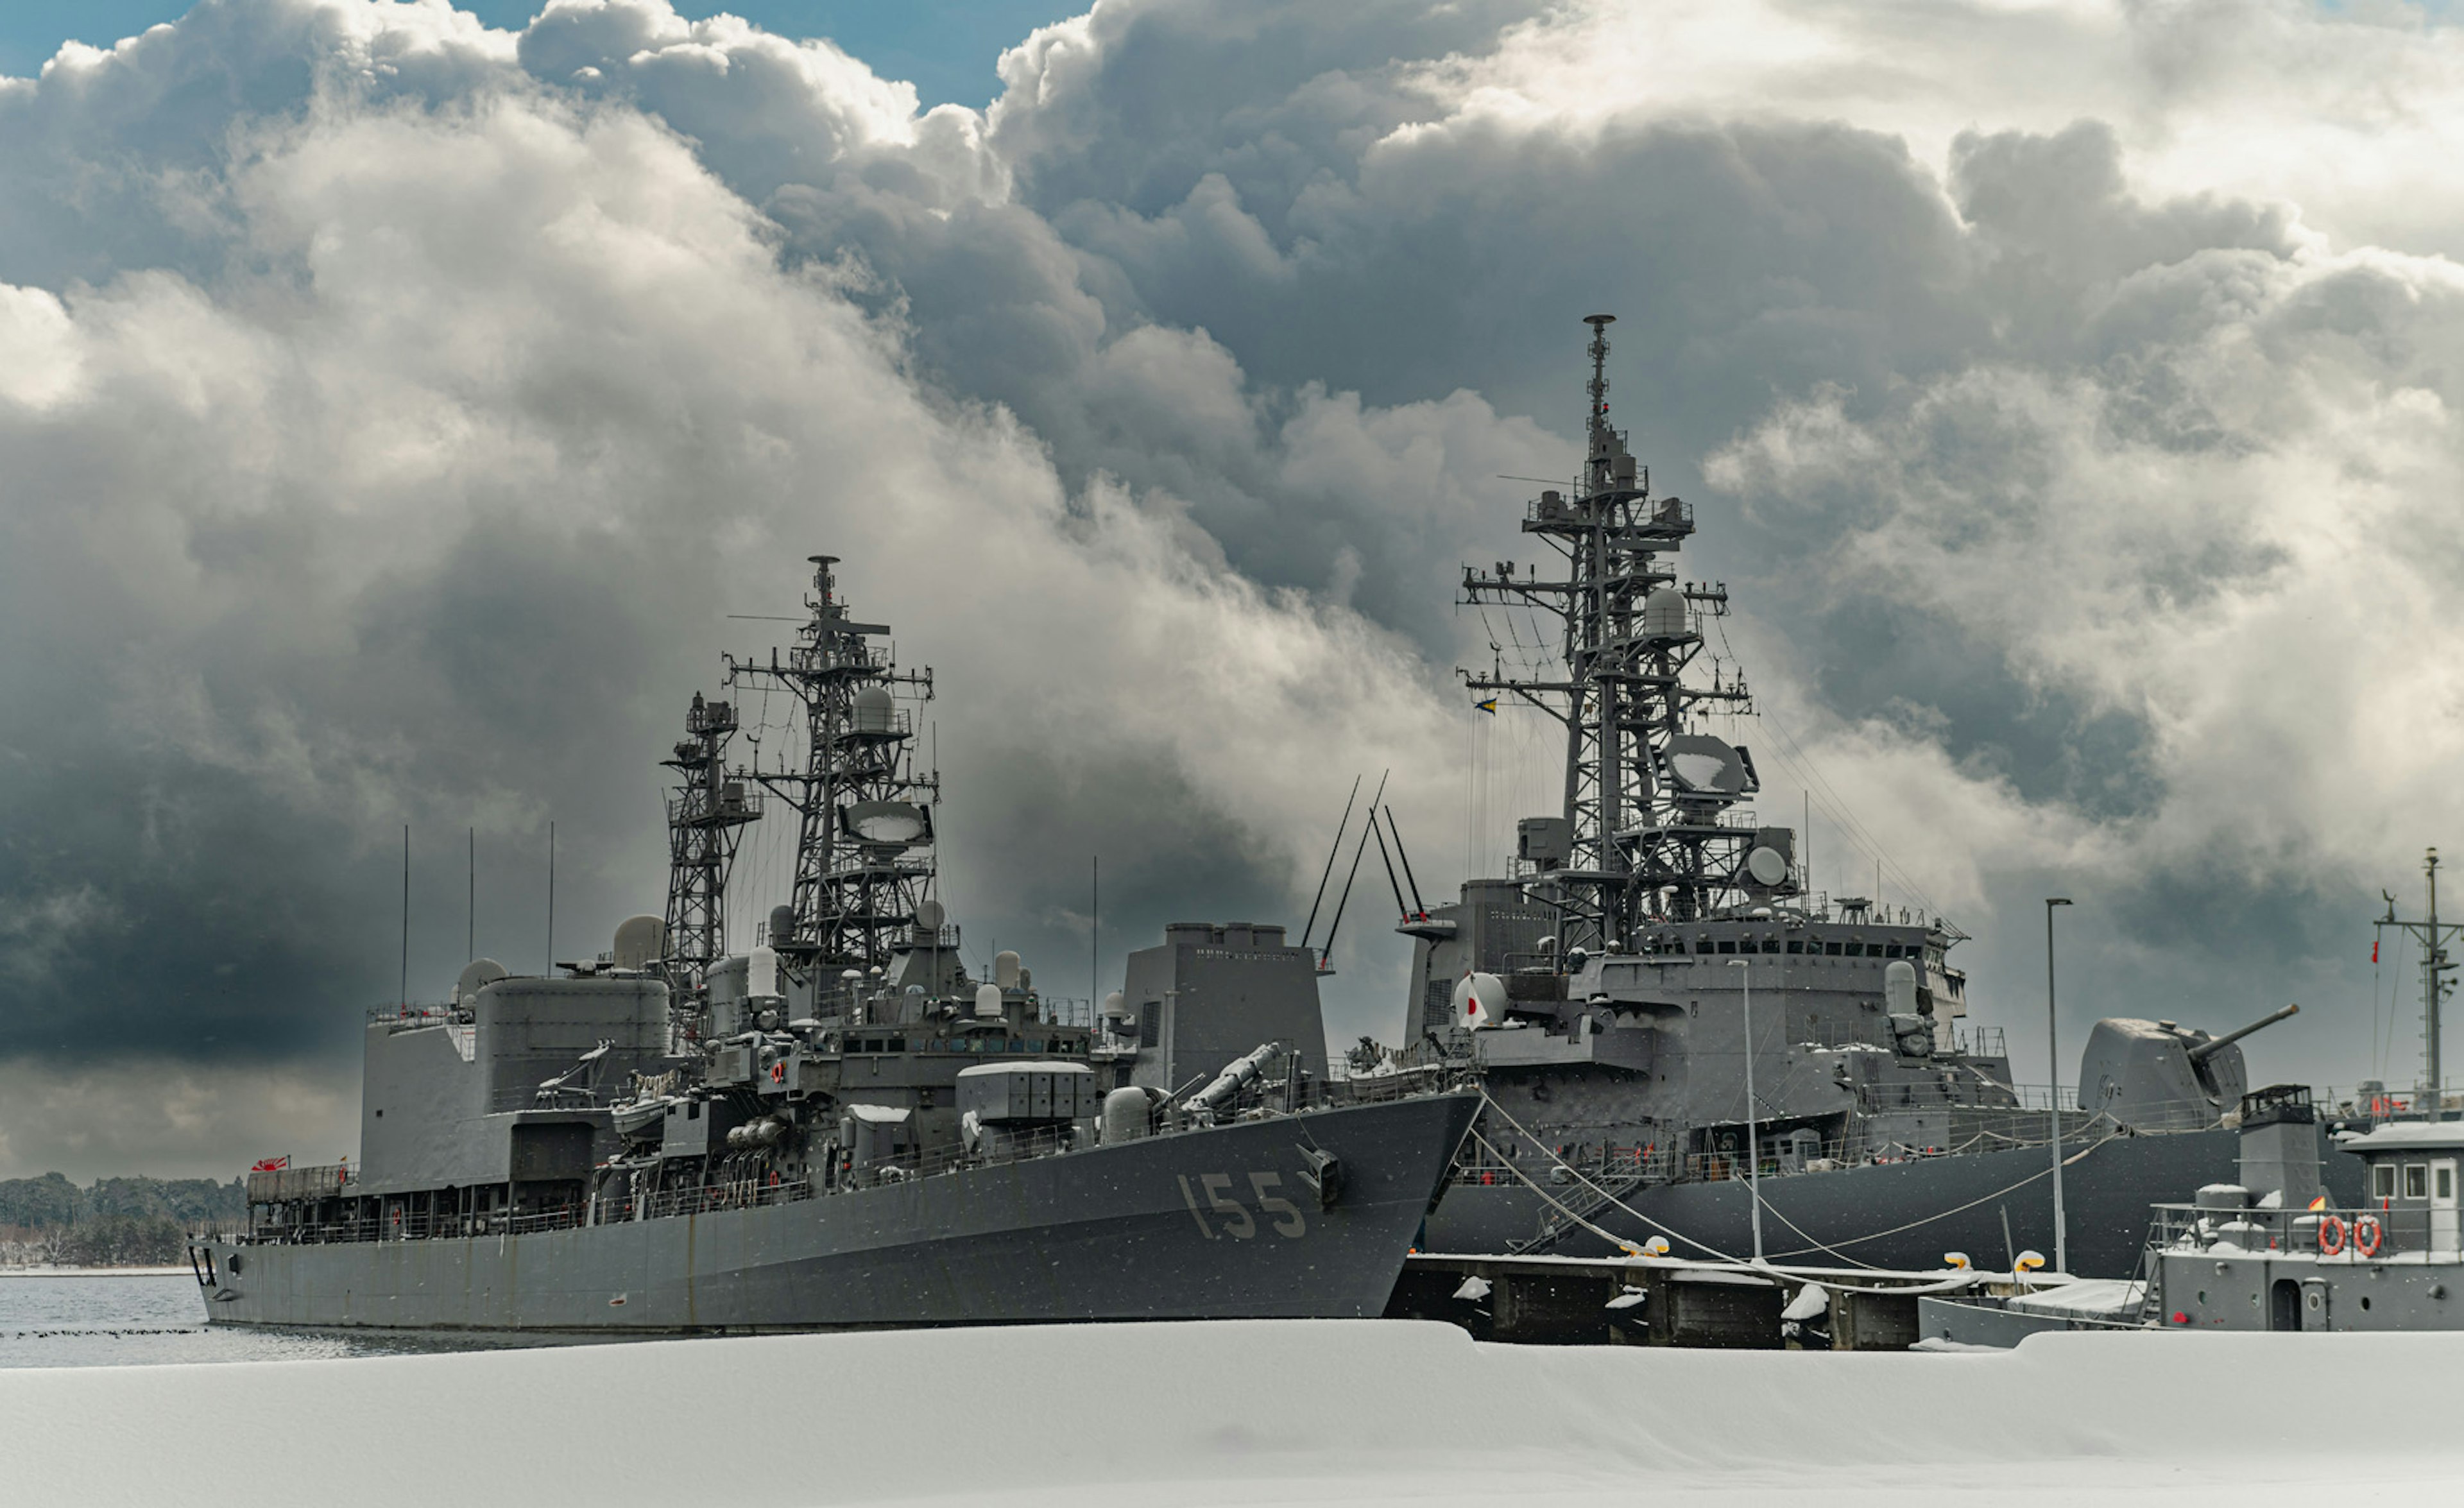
2316,1213,2348,1256
2354,1212,2387,1258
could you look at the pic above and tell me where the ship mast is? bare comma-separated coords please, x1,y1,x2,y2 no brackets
660,691,762,985
1461,315,1772,947
728,556,939,979
2377,846,2461,1112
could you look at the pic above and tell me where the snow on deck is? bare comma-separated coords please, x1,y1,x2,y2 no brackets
4,1321,2460,1504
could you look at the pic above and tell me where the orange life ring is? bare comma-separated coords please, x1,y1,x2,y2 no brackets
2354,1213,2386,1258
770,1061,785,1084
2316,1214,2348,1256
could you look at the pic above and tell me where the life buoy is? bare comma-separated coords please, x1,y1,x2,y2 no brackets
2354,1213,2386,1258
770,1061,786,1084
2316,1214,2348,1256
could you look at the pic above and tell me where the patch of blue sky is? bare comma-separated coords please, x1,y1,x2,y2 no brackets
0,1,1076,108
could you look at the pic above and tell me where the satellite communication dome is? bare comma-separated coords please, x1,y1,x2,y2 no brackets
611,915,665,972
914,898,947,930
852,685,895,733
1640,587,1688,642
994,950,1022,990
975,983,1004,1019
454,957,508,1006
1746,846,1789,887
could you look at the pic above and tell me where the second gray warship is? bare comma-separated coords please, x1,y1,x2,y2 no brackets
193,556,1475,1332
1369,316,2357,1279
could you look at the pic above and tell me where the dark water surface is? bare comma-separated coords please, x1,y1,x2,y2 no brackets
0,1274,608,1368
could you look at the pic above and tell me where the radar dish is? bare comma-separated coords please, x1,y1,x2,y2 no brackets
913,898,946,930
841,799,932,846
1660,734,1756,796
1746,846,1788,887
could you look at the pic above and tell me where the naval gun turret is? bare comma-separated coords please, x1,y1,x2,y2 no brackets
2078,1003,2299,1132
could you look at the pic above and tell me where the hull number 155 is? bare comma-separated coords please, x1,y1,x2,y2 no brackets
1176,1172,1306,1239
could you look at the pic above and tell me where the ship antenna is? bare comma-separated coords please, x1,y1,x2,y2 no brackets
1317,769,1390,973
1385,805,1427,916
1584,313,1614,458
1299,775,1362,950
1372,809,1408,920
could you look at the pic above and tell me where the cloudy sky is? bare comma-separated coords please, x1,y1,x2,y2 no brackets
4,0,2462,1179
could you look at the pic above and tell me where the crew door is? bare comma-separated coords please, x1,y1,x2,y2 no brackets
2432,1159,2459,1255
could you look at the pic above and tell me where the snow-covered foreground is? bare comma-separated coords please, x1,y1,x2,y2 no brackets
3,1320,2454,1504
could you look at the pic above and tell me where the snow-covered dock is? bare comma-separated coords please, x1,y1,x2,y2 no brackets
4,1320,2459,1504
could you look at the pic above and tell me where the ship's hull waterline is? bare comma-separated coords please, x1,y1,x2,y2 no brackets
1421,1123,2366,1279
198,1093,1477,1332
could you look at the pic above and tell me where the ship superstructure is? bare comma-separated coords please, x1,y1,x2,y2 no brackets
196,556,1475,1333
1405,318,2324,1275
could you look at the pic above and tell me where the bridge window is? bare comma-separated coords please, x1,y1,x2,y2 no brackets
2407,1163,2429,1199
1716,940,1736,955
2374,1163,2397,1200
1786,941,1804,955
1824,942,1842,957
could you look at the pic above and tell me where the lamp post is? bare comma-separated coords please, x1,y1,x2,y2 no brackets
1728,957,1763,1264
2046,897,2074,1274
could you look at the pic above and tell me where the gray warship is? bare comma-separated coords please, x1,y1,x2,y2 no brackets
1378,316,2356,1279
193,556,1476,1332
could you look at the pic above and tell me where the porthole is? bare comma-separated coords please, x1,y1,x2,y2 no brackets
228,1253,243,1275
2361,1296,2373,1312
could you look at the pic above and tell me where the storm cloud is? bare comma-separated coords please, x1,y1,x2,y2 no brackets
3,0,2462,1175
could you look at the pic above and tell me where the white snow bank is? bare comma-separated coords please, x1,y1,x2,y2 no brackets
4,1321,2460,1505
2005,1278,2144,1317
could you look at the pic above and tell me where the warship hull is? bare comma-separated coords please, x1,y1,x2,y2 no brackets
1423,1124,2366,1278
198,1092,1476,1332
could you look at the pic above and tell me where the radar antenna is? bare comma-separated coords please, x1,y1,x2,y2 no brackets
660,691,762,986
1460,316,1763,945
725,556,939,984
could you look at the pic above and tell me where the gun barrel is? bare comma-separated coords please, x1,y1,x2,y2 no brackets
2186,1002,2300,1063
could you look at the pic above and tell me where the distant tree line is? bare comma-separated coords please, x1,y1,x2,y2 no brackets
0,1173,248,1267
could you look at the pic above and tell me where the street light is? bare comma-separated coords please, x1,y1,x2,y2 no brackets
1728,957,1763,1265
2046,897,2074,1274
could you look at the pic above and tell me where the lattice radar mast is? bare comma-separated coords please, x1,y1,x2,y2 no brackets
660,691,762,984
726,556,939,978
1461,315,1799,946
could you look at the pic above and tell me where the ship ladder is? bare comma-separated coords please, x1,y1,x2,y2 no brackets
1509,1171,1647,1255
